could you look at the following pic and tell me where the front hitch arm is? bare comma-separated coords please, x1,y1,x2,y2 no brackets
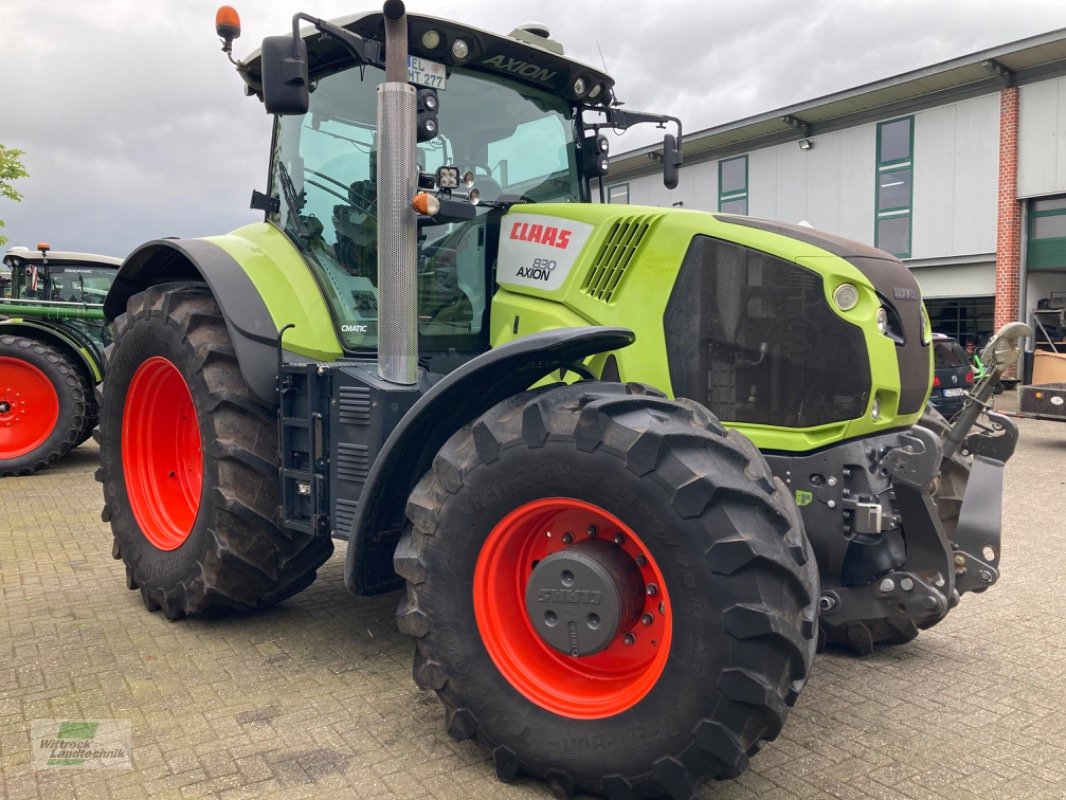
881,425,956,606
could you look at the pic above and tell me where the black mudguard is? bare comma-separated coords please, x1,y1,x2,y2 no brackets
104,239,281,403
344,326,635,596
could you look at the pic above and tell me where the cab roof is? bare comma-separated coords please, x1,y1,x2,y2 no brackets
236,10,614,107
2,248,122,269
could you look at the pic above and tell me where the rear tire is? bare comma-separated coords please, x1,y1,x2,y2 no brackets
819,406,972,654
75,386,99,447
98,283,332,618
395,382,818,798
0,335,88,476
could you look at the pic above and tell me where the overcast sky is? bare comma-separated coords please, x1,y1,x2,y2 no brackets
2,0,1064,257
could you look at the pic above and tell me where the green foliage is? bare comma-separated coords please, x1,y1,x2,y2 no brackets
0,145,29,246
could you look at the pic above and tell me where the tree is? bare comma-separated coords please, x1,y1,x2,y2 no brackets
0,145,29,247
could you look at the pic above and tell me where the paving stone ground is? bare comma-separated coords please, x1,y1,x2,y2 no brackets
2,396,1065,799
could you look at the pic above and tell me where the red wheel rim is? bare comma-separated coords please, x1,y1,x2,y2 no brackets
474,498,672,719
0,357,60,459
121,357,203,550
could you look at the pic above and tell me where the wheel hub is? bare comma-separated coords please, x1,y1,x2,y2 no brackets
0,357,60,458
525,539,644,657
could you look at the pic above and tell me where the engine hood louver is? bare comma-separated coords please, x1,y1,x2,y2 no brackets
581,215,657,302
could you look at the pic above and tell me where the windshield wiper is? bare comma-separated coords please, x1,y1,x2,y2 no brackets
276,161,309,240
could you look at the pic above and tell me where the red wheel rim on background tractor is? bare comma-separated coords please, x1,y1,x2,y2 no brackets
121,357,203,550
0,357,60,459
474,498,673,719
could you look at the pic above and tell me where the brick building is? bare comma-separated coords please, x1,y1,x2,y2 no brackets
601,30,1066,357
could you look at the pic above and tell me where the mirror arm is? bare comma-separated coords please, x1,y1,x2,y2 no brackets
291,12,383,68
604,108,681,136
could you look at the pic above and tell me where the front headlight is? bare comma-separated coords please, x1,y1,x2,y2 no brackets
876,307,889,335
920,305,932,345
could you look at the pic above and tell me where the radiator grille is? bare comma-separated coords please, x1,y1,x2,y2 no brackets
338,386,371,425
337,442,370,482
334,498,359,538
581,215,656,303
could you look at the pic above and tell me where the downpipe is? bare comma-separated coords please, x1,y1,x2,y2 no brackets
376,0,419,385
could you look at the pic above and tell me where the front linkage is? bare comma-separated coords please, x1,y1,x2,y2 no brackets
768,323,1026,653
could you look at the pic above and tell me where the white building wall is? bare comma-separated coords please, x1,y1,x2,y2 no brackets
1018,75,1066,198
618,95,999,262
911,94,999,257
837,126,877,242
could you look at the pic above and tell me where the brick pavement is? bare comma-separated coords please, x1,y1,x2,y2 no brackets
2,405,1065,799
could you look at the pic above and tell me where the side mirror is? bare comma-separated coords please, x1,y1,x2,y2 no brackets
260,34,309,115
980,321,1031,370
663,133,683,190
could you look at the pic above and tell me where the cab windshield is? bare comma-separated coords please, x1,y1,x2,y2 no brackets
0,262,115,305
271,63,581,353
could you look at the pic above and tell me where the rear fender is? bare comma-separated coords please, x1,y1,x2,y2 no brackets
105,236,340,403
0,318,102,384
344,326,636,595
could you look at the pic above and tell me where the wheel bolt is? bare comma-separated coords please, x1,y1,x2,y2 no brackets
586,525,598,537
658,601,665,615
561,532,573,544
623,633,636,646
641,613,653,626
635,555,647,567
645,584,658,596
613,533,624,545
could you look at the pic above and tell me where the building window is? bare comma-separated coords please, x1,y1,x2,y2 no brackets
1028,195,1066,270
925,296,995,346
875,116,913,258
718,156,748,215
607,183,630,204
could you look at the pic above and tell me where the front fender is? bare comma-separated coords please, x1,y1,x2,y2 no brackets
344,325,635,595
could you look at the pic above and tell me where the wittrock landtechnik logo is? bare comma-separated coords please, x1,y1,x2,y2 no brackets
31,719,131,769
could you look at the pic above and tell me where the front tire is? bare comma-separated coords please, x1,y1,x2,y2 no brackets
98,283,332,618
0,335,88,476
395,383,818,798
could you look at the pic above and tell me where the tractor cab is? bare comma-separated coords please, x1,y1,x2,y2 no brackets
233,10,680,358
2,246,120,306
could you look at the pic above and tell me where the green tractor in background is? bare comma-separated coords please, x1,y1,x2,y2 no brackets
96,4,1026,797
1,244,120,475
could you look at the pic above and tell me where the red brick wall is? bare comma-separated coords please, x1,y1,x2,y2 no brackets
995,86,1021,334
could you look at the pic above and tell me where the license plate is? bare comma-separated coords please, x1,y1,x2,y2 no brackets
408,56,446,89
942,388,967,397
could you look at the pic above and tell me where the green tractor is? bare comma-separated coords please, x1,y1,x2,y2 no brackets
1,244,120,476
96,4,1025,797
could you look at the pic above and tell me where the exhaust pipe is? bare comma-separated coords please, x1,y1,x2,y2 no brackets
376,0,418,385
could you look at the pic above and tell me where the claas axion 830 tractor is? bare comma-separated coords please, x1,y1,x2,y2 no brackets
97,3,1025,797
